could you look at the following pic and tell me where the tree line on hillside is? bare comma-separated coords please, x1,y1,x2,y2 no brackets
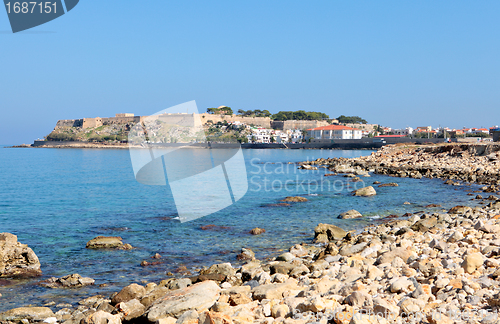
237,109,272,118
337,115,368,124
271,110,329,121
206,107,367,123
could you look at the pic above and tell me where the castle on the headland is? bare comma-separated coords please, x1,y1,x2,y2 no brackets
55,113,144,129
55,113,330,130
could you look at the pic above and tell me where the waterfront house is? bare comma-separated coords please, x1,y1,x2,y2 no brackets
307,125,362,140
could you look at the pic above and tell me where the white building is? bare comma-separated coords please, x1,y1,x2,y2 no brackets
289,129,304,143
307,125,362,140
393,127,414,136
247,128,271,143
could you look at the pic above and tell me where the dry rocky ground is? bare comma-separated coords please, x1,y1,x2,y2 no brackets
2,143,500,324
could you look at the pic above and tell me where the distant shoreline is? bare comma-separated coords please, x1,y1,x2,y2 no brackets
9,137,455,150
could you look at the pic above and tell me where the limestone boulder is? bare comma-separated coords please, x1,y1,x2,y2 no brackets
448,206,472,214
111,283,146,305
81,310,121,324
200,263,236,277
0,307,54,322
0,233,41,278
251,279,299,301
352,186,377,197
86,236,124,249
145,281,221,321
314,223,347,242
116,299,145,321
462,252,483,274
338,210,363,219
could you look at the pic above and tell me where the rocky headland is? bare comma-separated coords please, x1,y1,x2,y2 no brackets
1,143,500,324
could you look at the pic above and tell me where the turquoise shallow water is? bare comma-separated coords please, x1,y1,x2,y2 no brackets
0,147,482,310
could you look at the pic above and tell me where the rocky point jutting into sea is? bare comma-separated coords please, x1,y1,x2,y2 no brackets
1,143,500,324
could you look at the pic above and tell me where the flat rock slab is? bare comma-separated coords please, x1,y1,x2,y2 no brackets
378,182,399,187
40,273,95,288
252,279,299,301
145,280,221,321
0,307,54,321
280,196,308,202
86,236,123,249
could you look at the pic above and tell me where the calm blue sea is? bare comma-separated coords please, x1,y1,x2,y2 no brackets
0,146,481,310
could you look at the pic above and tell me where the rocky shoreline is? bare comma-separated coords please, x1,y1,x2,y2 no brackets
1,143,500,324
301,143,500,188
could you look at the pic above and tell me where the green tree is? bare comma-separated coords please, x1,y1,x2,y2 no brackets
271,111,328,121
207,107,233,115
337,115,368,124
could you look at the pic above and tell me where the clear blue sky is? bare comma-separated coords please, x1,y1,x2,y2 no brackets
1,1,499,144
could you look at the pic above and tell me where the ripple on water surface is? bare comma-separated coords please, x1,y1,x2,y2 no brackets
0,147,482,310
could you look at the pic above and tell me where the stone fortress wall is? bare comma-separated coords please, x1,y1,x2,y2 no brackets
157,113,203,128
55,115,144,130
277,120,329,130
198,113,272,128
55,113,333,131
338,123,378,132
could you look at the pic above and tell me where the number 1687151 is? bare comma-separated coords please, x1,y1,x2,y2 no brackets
5,2,57,14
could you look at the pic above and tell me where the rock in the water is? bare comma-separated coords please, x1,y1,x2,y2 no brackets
314,223,347,242
249,228,266,235
0,307,54,321
86,236,124,249
338,209,363,219
40,274,95,288
0,233,42,278
145,281,221,321
280,196,308,202
378,182,399,187
352,186,377,197
236,248,255,261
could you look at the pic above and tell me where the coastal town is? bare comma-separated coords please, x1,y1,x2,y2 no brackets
36,107,500,146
